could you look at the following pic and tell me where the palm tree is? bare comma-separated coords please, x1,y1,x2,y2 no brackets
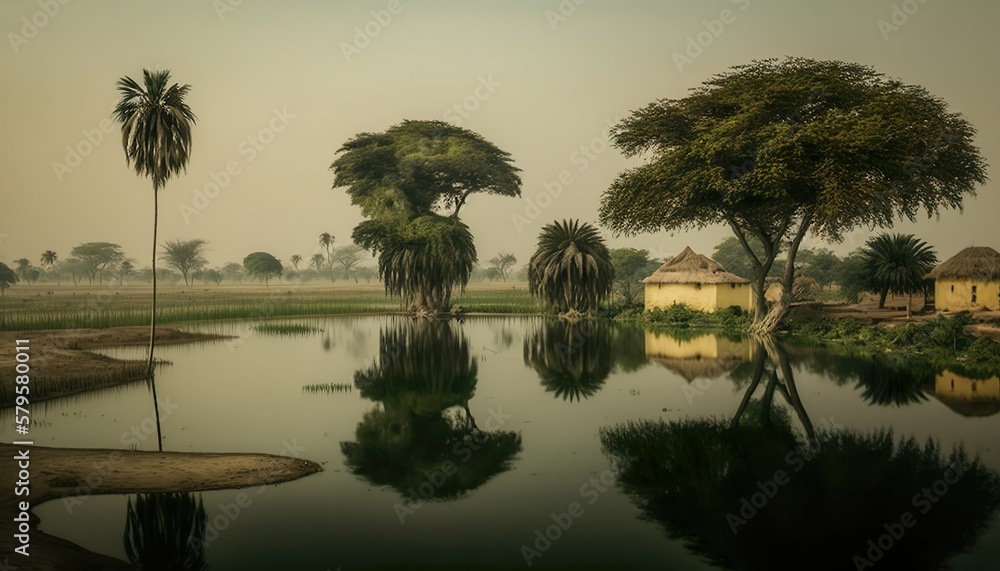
124,492,208,570
528,219,614,316
371,215,477,313
861,233,938,315
318,232,335,282
289,254,302,270
114,68,196,452
40,250,58,284
310,253,325,274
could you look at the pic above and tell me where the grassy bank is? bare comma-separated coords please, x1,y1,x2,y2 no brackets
785,311,1000,377
0,283,537,331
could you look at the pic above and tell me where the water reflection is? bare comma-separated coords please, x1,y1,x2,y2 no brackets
934,371,1000,417
340,319,522,499
123,492,209,570
601,338,1000,570
645,331,750,383
522,320,646,401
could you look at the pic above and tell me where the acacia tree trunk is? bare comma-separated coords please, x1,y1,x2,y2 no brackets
747,212,813,336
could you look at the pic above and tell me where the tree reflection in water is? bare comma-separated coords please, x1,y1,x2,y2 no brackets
523,320,647,402
123,492,209,571
601,338,1000,571
341,319,522,499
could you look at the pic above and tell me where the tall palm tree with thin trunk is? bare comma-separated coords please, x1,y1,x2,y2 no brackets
319,232,335,282
529,219,615,316
114,69,196,452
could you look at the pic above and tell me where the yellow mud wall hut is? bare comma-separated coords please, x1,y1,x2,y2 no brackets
926,246,1000,311
643,247,752,312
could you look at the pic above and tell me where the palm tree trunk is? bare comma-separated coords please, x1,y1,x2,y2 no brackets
147,189,163,452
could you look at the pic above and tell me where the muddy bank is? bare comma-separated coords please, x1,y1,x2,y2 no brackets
0,442,321,570
0,327,232,407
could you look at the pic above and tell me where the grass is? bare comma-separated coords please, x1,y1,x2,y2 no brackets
0,357,151,405
251,323,319,336
609,303,752,333
0,283,538,331
302,383,354,394
785,311,1000,378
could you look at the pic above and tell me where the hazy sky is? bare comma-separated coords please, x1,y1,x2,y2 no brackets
1,0,997,270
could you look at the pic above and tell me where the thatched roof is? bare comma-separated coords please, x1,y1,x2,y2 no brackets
643,247,750,285
926,246,1000,281
931,394,1000,418
650,356,742,383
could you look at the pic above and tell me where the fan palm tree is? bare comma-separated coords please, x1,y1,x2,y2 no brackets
318,232,335,282
861,233,938,315
114,68,196,451
124,492,209,571
529,219,614,315
40,250,58,284
364,215,477,313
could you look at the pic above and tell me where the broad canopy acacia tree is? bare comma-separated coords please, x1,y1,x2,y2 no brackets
332,120,522,314
599,58,987,334
159,239,208,286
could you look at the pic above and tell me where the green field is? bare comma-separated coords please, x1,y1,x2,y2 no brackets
0,282,538,331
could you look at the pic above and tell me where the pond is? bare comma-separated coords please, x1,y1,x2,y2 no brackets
3,315,1000,570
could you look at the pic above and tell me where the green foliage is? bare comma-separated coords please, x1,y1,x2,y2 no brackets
332,120,521,219
625,303,751,333
529,219,614,314
0,262,19,293
251,323,319,336
710,237,781,280
361,215,477,312
487,252,517,282
786,312,1000,377
70,242,126,284
159,239,208,286
114,69,196,192
609,247,659,305
860,233,938,307
0,287,537,331
333,120,521,310
601,57,986,331
242,252,283,285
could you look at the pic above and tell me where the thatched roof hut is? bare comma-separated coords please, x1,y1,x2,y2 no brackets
643,247,749,285
650,355,743,383
926,246,1000,281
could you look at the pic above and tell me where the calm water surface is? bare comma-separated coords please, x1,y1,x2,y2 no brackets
4,315,999,570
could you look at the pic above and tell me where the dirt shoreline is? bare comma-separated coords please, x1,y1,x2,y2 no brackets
0,442,321,570
0,327,233,408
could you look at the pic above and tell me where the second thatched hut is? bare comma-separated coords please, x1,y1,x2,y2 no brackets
925,246,1000,311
